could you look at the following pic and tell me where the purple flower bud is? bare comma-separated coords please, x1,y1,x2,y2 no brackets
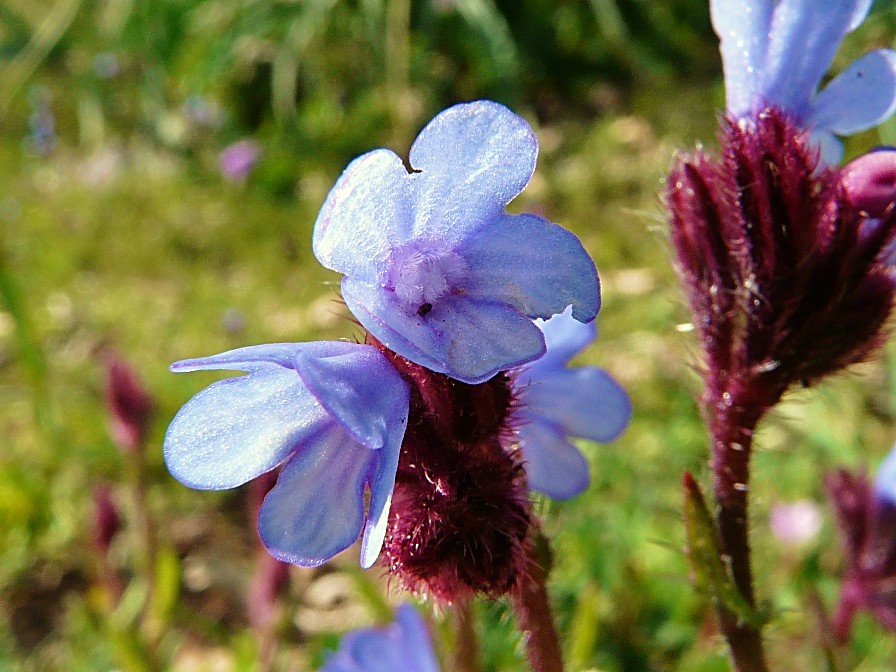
104,351,154,454
219,140,261,182
841,148,896,220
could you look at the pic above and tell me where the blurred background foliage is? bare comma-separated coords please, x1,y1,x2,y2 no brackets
3,0,896,670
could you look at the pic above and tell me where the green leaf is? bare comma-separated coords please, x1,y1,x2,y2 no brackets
566,580,601,670
682,472,765,629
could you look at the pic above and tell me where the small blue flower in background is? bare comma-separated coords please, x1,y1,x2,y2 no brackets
874,443,896,504
712,0,896,163
313,100,600,384
164,341,409,568
512,307,631,499
321,604,440,672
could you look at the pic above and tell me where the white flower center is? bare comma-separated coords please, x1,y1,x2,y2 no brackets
386,242,468,315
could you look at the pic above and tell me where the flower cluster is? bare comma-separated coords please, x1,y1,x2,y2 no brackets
165,101,629,600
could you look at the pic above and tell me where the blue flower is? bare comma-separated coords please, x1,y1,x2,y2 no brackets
321,604,440,672
163,341,409,568
512,307,631,499
874,443,896,505
711,0,896,163
313,100,600,384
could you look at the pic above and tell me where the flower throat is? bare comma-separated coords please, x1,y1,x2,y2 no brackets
366,334,533,602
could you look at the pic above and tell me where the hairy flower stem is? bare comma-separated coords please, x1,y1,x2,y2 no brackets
453,599,482,672
709,391,770,672
511,541,564,672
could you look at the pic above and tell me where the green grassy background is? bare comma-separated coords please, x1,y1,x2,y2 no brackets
3,1,896,670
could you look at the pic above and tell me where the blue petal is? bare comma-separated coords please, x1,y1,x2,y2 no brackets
313,148,414,277
458,212,600,324
321,605,439,672
846,0,874,32
258,426,375,566
812,50,896,135
407,100,538,245
327,625,407,672
810,129,844,166
342,276,547,384
294,342,409,450
394,605,441,672
164,365,329,489
515,419,590,500
359,417,403,569
710,0,773,115
521,368,632,443
763,0,862,116
875,444,896,505
320,653,365,672
171,342,308,373
525,305,596,375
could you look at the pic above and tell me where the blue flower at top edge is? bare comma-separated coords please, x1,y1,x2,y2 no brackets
321,604,440,672
712,0,896,163
163,341,409,568
513,307,631,500
874,442,896,505
313,100,600,384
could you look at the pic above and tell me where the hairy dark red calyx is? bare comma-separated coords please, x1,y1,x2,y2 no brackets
366,334,532,603
668,107,896,416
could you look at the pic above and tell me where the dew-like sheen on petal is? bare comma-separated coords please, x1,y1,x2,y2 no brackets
313,148,414,277
164,365,329,490
408,100,538,244
710,0,773,115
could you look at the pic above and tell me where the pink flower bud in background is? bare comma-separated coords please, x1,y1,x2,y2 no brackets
769,500,822,546
219,140,261,182
103,351,154,454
